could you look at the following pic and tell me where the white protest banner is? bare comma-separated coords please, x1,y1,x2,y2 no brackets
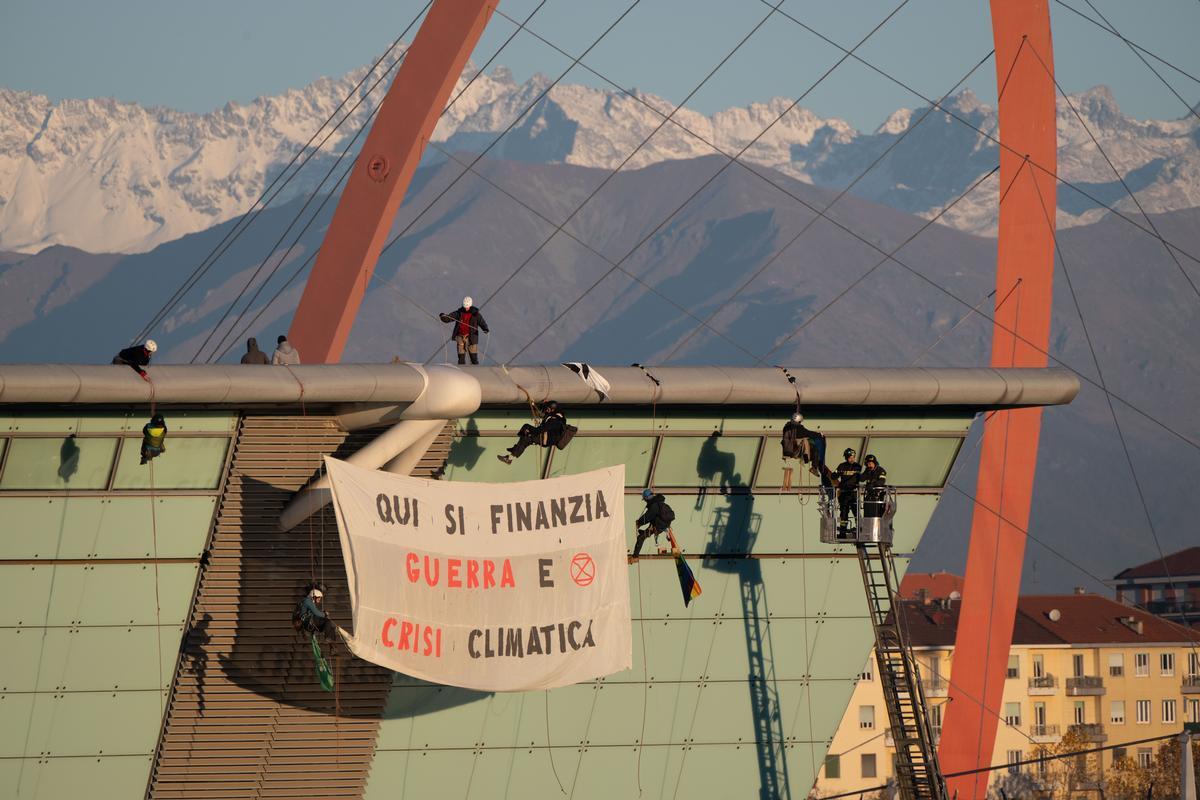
324,456,632,691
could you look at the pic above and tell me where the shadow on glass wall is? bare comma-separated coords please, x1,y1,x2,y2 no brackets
703,488,792,800
57,435,80,482
435,419,486,478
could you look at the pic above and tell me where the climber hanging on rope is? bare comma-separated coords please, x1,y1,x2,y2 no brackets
439,296,489,365
292,582,336,692
780,412,834,493
292,582,332,638
140,413,168,465
113,339,157,381
497,399,576,464
630,488,676,563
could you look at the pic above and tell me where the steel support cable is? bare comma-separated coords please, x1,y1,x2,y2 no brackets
491,5,998,369
206,0,555,362
1025,166,1200,639
753,0,1200,271
134,2,433,344
1053,0,1200,87
1021,38,1200,303
413,0,804,366
659,47,1000,364
201,0,547,364
399,140,764,363
757,162,1008,364
907,279,1019,367
1076,0,1200,124
818,731,1182,800
369,0,645,266
502,0,915,366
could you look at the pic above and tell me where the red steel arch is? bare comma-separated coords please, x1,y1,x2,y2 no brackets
289,0,496,364
938,2,1057,797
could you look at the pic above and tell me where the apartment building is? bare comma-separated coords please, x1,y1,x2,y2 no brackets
1111,546,1200,629
814,590,1200,797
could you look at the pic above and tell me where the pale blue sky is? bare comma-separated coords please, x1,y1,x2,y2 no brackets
2,0,1198,132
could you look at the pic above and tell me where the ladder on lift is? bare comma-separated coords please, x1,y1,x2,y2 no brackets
819,487,948,800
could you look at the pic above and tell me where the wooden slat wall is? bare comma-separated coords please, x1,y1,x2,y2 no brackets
148,416,455,800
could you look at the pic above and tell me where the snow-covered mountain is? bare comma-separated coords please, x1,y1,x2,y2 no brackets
3,53,1199,254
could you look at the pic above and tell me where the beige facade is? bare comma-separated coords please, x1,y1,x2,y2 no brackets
813,601,1200,797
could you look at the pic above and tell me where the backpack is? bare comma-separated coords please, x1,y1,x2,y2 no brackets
659,502,676,526
555,424,578,450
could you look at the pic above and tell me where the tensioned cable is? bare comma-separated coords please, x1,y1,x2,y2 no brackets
1075,0,1200,124
757,159,1022,363
754,0,1200,271
662,47,1007,364
133,2,432,344
501,0,915,366
1025,166,1200,637
206,0,557,362
490,7,995,367
1023,38,1200,302
1054,0,1200,87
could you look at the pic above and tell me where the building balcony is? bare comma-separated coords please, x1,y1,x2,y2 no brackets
1068,723,1107,743
1145,599,1200,617
1066,676,1106,696
1070,776,1103,791
1183,675,1200,694
923,677,948,697
1030,724,1061,743
1028,675,1058,695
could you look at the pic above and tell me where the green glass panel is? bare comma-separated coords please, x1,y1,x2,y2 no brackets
0,626,179,692
0,496,215,560
0,690,164,757
112,437,229,489
863,436,962,487
442,435,545,483
756,435,864,488
0,754,153,800
0,437,117,490
651,434,760,489
546,436,655,487
0,563,197,627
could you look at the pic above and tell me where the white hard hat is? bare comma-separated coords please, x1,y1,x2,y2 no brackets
144,339,158,353
792,412,803,423
310,588,324,600
462,296,473,309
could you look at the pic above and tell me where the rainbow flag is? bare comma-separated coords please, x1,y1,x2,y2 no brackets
673,551,702,607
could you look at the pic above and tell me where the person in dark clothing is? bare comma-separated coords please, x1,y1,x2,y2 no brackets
240,337,270,364
835,448,862,533
780,413,832,492
140,414,167,465
440,296,489,365
112,340,157,380
498,401,566,464
631,488,676,561
860,454,889,518
292,583,332,638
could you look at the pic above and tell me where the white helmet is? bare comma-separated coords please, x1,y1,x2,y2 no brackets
462,296,473,309
310,588,324,600
144,339,158,353
791,412,803,423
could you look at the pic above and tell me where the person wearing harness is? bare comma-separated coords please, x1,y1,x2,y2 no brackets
780,413,832,492
860,454,889,518
113,339,157,380
140,413,168,465
631,488,676,562
835,448,862,533
292,582,332,638
240,337,270,364
440,297,489,365
497,400,569,464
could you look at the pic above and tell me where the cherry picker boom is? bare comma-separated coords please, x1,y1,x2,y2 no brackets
820,487,949,800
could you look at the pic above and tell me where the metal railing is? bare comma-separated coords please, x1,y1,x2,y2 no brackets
1068,723,1107,741
1066,675,1105,695
1028,674,1057,692
1030,724,1060,739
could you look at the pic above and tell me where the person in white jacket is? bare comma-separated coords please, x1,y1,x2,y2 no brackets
272,335,300,365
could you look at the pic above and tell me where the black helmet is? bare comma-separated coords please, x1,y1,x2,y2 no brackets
843,448,856,458
542,400,559,413
864,454,878,466
150,413,165,425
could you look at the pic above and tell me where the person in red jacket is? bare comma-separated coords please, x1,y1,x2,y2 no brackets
439,297,489,365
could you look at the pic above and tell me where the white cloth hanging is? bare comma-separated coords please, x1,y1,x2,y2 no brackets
562,362,611,401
